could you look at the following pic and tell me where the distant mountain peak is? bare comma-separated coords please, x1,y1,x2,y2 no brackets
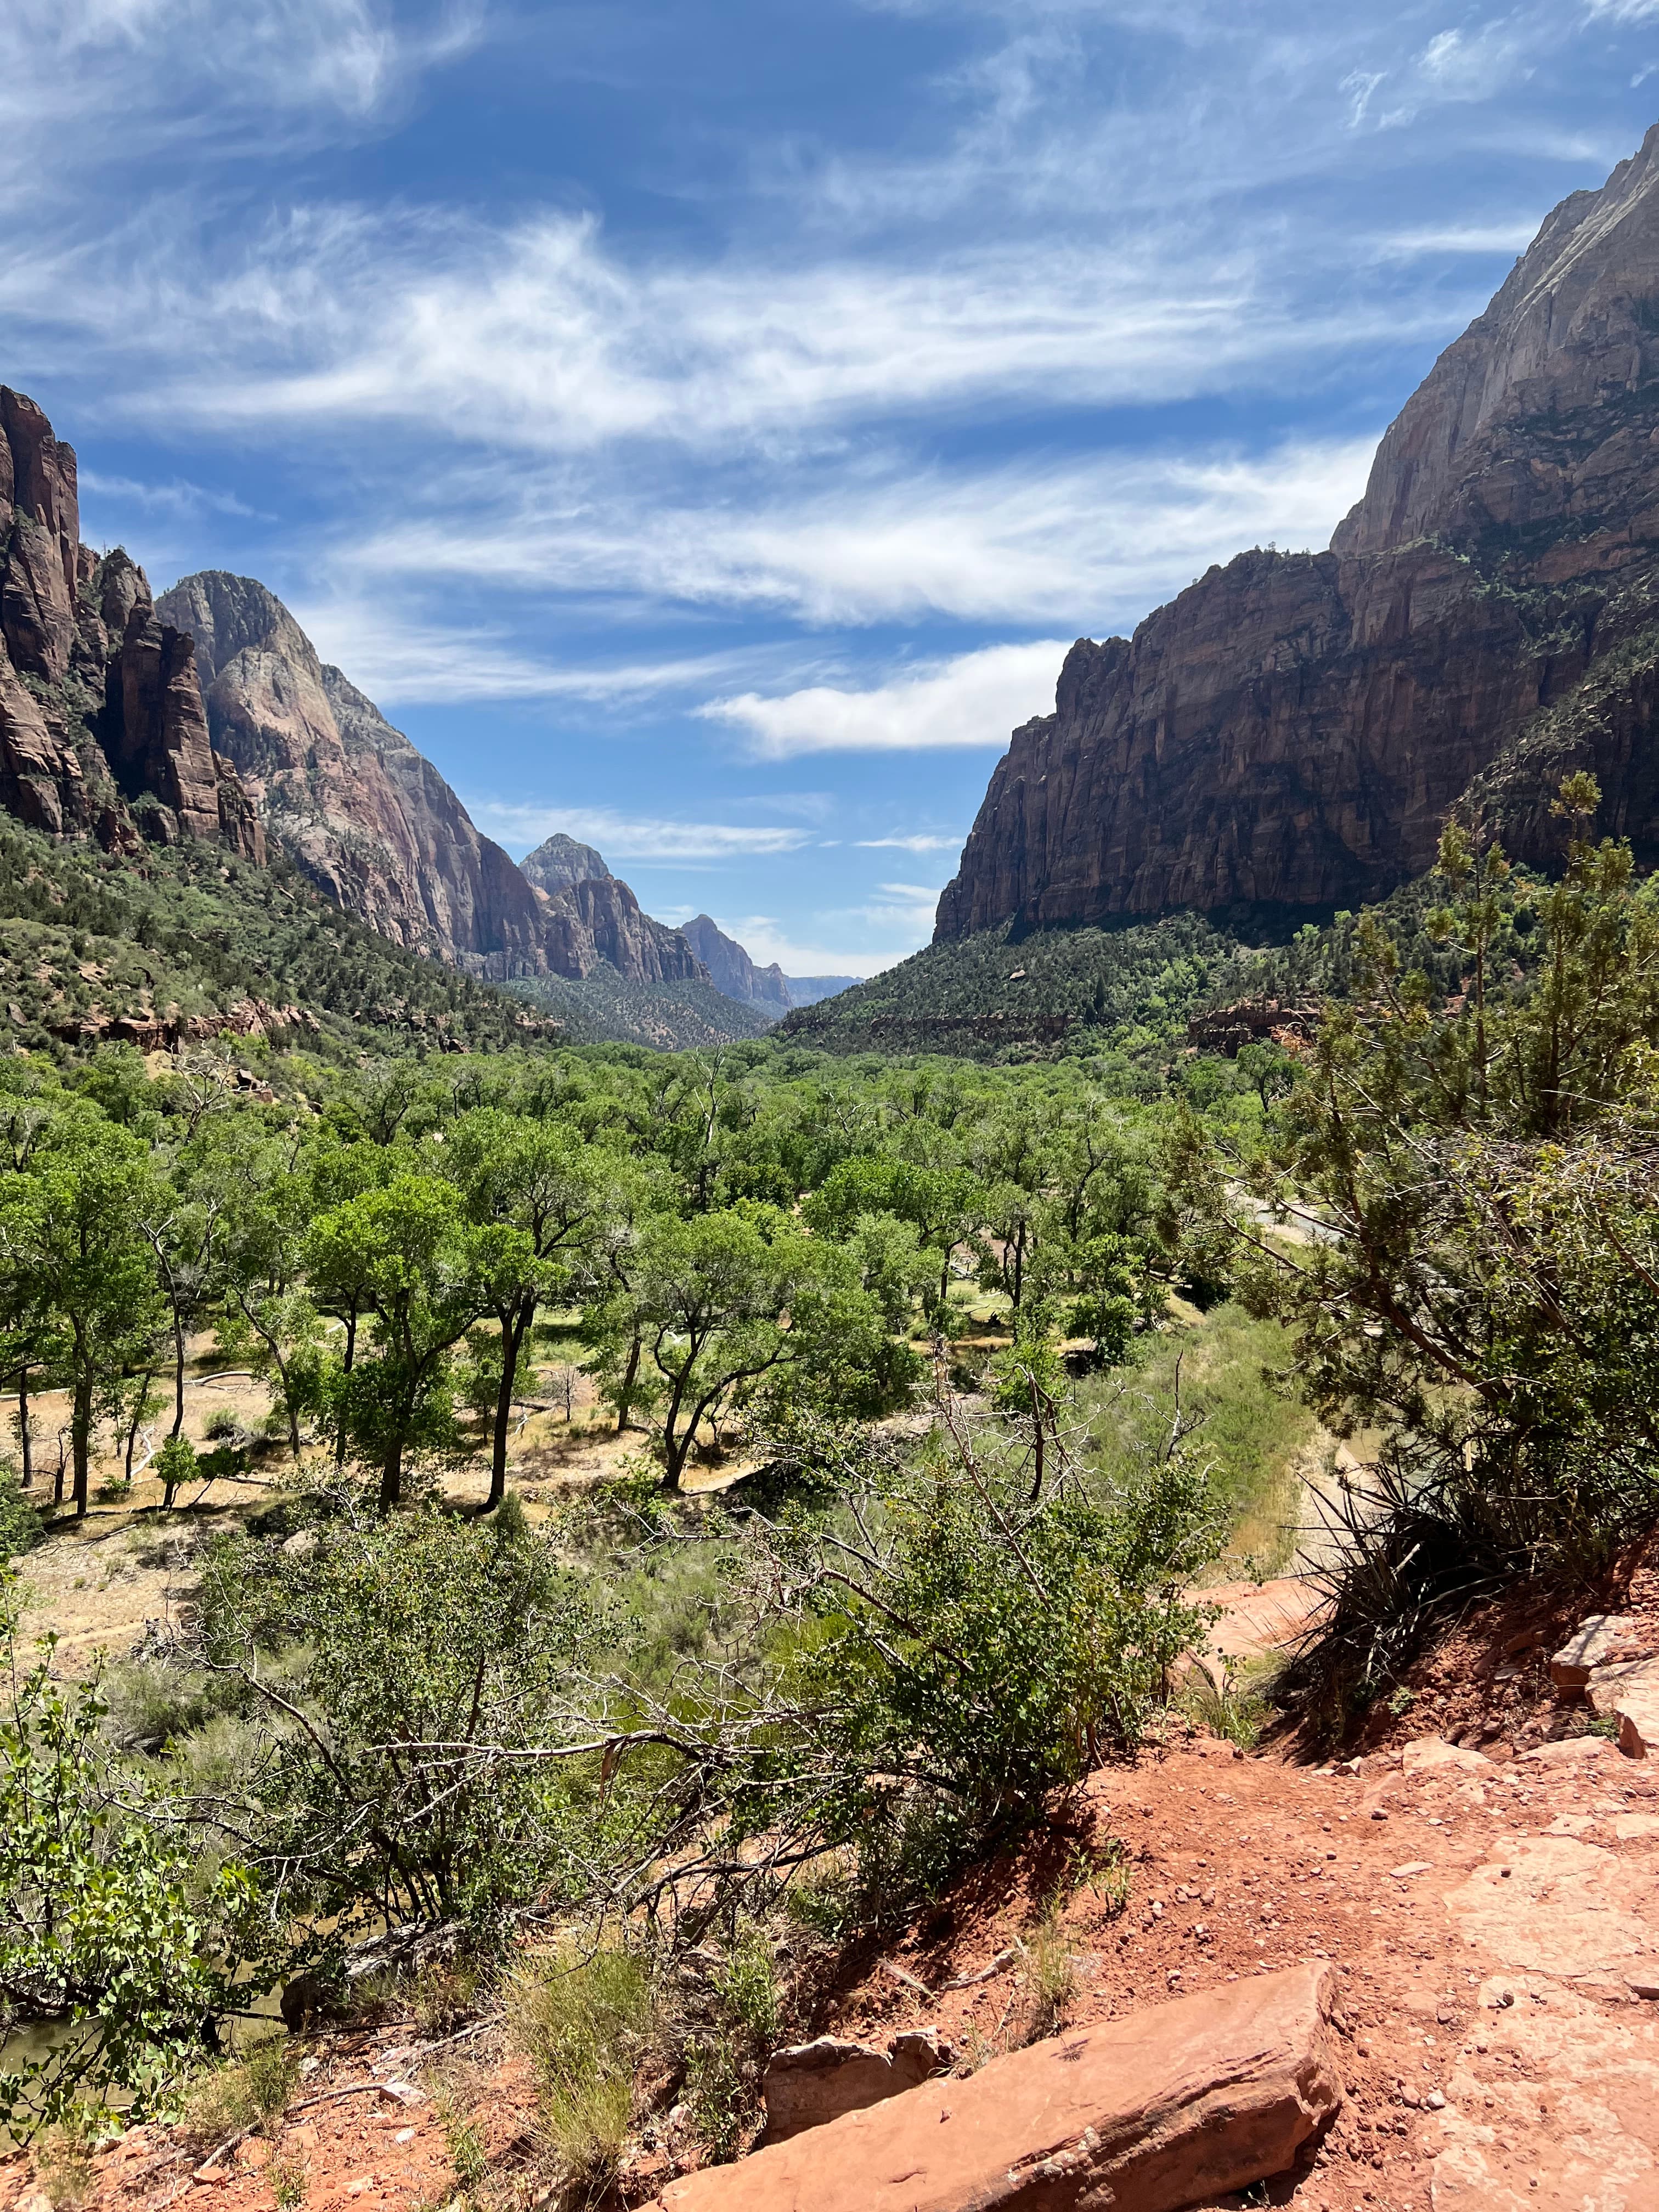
520,832,613,896
680,913,792,1011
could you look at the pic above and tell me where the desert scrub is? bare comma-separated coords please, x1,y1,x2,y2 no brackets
180,2034,299,2147
683,1929,779,2165
33,2103,107,2209
507,1946,653,2198
1182,1652,1273,1750
1019,1899,1078,2042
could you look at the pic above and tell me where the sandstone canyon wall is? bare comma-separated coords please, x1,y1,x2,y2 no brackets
155,573,708,989
0,388,263,864
936,123,1659,941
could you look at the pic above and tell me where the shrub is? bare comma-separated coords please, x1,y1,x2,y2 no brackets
507,1947,653,2196
684,1931,778,2164
720,1395,1220,1914
0,1465,42,1559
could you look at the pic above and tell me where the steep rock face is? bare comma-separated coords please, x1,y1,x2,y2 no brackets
535,874,708,985
681,914,792,1010
517,831,708,984
937,125,1659,940
0,386,80,682
0,392,260,859
157,572,707,986
520,833,612,895
157,571,548,973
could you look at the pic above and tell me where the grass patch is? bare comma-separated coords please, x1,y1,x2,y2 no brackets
506,1947,653,2201
1081,1303,1314,1575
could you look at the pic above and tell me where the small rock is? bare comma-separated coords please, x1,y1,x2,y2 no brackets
1371,1808,1390,1821
1626,1972,1659,2000
1426,2089,1447,2111
1390,1861,1432,1878
380,2080,424,2106
1402,1737,1489,1777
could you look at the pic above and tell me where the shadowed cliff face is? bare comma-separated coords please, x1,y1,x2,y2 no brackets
0,392,262,861
936,123,1659,942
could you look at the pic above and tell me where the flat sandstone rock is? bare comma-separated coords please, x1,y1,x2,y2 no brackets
649,1963,1341,2212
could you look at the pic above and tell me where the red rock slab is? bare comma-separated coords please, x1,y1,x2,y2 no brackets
649,1963,1341,2212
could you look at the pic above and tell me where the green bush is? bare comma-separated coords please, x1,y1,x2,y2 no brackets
0,1466,42,1559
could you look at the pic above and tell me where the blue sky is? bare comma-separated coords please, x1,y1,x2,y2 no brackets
4,2,1658,974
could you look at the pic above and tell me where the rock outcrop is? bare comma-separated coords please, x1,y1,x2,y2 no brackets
154,573,710,986
650,1965,1340,2212
534,873,707,985
0,390,261,859
936,123,1659,940
520,832,611,895
681,915,792,1011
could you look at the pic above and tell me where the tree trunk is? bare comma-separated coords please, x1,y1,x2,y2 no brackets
171,1312,187,1437
379,1433,404,1513
488,1311,524,1510
614,1334,641,1434
125,1375,152,1481
16,1368,30,1489
336,1311,358,1466
72,1361,94,1519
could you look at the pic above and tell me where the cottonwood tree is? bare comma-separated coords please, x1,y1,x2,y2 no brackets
0,1116,163,1516
444,1110,611,1506
308,1173,496,1509
596,1209,910,1490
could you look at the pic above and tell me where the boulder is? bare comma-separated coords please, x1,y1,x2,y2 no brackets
1402,1736,1489,1777
1588,1656,1659,1758
1551,1615,1638,1693
648,1963,1341,2212
761,2027,954,2143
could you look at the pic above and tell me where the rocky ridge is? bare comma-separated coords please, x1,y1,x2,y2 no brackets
937,122,1659,940
681,913,793,1011
0,389,262,865
155,573,710,991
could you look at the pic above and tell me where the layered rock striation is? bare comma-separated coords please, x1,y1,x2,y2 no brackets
936,123,1659,941
0,388,261,860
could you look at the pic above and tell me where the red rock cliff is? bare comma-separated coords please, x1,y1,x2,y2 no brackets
936,124,1659,940
0,389,261,861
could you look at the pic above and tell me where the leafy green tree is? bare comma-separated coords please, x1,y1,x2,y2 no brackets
1178,781,1659,1699
0,1116,163,1516
308,1174,495,1508
215,1128,328,1462
597,1210,906,1490
804,1157,983,1319
444,1110,610,1506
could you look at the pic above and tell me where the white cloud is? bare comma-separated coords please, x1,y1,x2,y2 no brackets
702,640,1064,757
855,834,964,851
1583,0,1659,19
1414,22,1534,104
465,804,815,864
345,434,1379,631
1375,222,1539,257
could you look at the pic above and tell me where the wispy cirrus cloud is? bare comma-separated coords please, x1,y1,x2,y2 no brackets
465,804,815,865
702,640,1065,756
855,833,963,851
